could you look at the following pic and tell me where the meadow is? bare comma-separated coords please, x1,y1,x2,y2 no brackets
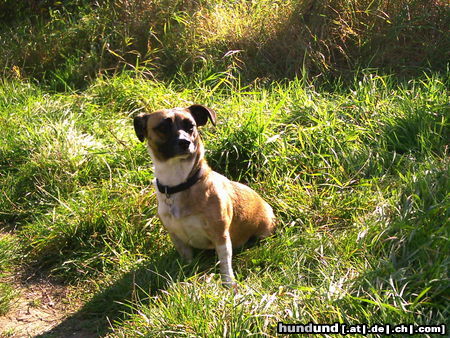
0,0,449,336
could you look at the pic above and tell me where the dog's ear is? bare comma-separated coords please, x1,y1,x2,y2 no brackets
133,113,150,142
187,105,216,127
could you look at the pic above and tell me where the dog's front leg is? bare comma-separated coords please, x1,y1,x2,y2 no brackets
169,232,193,263
215,234,236,287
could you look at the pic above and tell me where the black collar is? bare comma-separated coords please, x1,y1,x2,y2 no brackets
156,167,203,197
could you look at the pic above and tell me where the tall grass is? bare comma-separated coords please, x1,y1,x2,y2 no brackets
0,70,448,335
1,0,449,88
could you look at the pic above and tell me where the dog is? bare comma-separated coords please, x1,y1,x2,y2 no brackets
133,104,275,287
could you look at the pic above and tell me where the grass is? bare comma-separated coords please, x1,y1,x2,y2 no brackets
1,0,449,88
0,233,20,315
0,1,449,335
0,69,448,335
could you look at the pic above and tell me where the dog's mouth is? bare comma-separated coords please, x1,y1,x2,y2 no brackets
175,142,196,158
177,138,196,154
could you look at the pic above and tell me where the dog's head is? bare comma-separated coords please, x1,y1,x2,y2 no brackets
133,105,216,161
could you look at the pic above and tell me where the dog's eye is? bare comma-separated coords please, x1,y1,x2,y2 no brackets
155,119,172,133
183,120,195,133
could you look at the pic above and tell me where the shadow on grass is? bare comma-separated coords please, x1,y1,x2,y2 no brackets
36,236,267,337
37,248,218,337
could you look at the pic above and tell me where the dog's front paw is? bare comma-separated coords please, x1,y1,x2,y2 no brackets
226,282,238,294
222,278,238,293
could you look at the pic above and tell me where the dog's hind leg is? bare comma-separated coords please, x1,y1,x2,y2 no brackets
255,203,276,239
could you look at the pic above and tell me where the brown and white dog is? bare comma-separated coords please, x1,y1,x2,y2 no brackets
133,105,275,287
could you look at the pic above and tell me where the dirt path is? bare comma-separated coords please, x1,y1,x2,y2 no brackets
0,275,95,337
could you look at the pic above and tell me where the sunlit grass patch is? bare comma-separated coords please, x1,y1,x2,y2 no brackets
0,71,448,334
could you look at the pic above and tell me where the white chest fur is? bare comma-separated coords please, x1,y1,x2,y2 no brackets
150,148,212,249
156,192,213,249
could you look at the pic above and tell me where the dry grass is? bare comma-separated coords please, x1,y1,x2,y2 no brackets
1,0,448,87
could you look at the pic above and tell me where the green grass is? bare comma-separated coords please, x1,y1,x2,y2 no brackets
0,70,448,335
0,232,20,315
1,2,449,335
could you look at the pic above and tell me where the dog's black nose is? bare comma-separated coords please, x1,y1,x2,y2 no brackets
178,139,191,150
